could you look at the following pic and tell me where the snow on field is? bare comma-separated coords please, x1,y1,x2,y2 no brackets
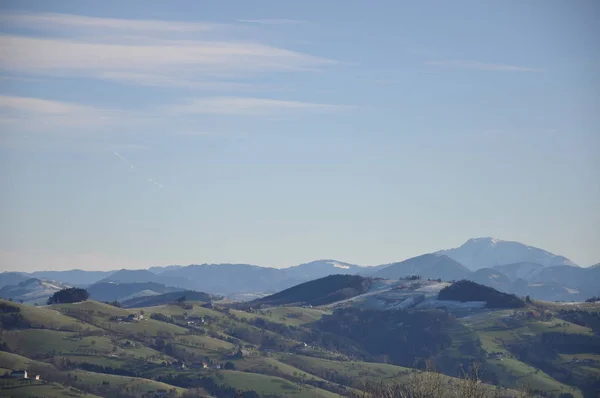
415,282,450,294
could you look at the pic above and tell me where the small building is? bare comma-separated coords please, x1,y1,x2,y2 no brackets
171,361,186,369
127,313,144,322
9,370,28,379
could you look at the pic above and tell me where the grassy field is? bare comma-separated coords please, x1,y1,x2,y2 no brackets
0,351,56,374
277,353,412,382
485,357,582,398
0,379,100,398
2,297,598,398
51,301,133,318
175,334,235,351
67,369,187,396
142,303,228,320
2,329,114,359
460,310,587,397
0,299,100,332
230,306,330,326
215,369,341,398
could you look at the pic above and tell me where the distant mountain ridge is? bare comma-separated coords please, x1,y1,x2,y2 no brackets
375,254,470,281
0,237,595,303
438,237,577,270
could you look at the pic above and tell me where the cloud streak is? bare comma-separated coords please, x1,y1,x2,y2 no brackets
0,12,223,33
166,96,351,116
0,95,122,130
237,19,304,25
426,60,542,72
99,72,257,91
0,12,334,89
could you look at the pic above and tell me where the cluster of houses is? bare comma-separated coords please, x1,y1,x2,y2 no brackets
111,313,145,323
194,362,221,370
5,370,41,380
509,310,541,320
182,314,205,326
161,360,186,369
159,360,223,370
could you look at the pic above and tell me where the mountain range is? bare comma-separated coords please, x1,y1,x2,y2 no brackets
1,237,597,304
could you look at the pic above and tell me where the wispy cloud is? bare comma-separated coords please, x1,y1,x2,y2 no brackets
426,60,542,72
0,13,333,88
166,96,350,116
0,95,117,124
237,19,304,25
0,12,224,33
0,13,347,141
99,72,257,91
0,95,121,129
0,95,85,114
0,35,332,75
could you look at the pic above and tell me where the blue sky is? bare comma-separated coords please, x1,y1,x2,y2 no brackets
0,0,598,271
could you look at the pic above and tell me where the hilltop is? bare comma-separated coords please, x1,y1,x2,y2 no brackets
245,274,372,308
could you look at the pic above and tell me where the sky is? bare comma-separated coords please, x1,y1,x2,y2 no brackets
0,0,599,272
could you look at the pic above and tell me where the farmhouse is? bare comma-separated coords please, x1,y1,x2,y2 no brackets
9,370,27,378
127,313,144,321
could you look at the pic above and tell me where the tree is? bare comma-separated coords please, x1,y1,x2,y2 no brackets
223,361,236,370
47,288,89,305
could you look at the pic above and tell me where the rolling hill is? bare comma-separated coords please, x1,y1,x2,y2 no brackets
86,282,183,303
1,273,599,398
0,272,29,290
375,253,471,281
121,290,215,308
246,274,372,307
0,278,71,305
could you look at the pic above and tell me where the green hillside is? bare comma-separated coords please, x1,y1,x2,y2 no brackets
1,295,599,398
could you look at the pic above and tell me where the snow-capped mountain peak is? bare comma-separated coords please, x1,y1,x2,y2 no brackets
437,237,578,270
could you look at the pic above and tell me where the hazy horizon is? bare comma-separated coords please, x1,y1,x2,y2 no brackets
1,235,597,273
1,1,598,273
